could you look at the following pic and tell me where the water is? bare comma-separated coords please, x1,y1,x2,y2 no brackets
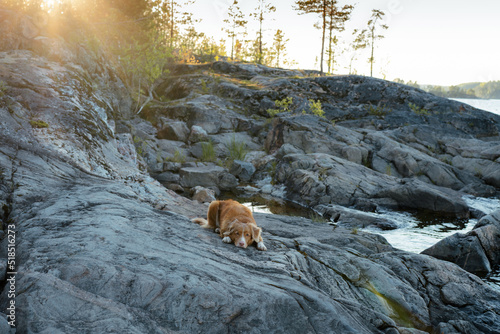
452,98,500,116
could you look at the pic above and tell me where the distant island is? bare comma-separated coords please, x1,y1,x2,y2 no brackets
394,79,500,99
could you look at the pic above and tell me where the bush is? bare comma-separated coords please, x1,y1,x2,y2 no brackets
201,140,216,162
408,102,430,116
267,96,293,117
308,99,325,118
226,135,248,162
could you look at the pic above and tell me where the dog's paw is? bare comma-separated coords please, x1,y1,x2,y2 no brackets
215,228,220,233
257,241,267,251
222,236,232,243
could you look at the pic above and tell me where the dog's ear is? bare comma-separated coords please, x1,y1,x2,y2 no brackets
223,219,237,236
251,226,262,240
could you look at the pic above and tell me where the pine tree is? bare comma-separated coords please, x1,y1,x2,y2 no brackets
270,29,288,68
325,1,353,74
250,0,276,64
223,0,248,61
367,9,388,77
348,28,367,74
294,0,327,75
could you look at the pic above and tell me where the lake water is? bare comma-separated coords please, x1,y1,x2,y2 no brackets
453,98,500,116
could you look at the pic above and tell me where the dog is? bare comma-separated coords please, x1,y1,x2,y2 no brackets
192,199,267,251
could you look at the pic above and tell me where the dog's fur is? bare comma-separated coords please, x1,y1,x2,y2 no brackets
192,199,267,251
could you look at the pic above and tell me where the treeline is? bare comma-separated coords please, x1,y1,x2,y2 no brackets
3,0,391,111
394,79,500,99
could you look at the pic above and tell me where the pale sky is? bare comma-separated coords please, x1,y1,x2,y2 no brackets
189,0,500,86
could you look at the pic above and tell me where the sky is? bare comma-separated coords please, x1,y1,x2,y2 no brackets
187,0,500,86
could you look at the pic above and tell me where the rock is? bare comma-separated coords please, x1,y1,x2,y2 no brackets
153,171,180,183
376,179,470,218
421,233,491,274
188,125,208,143
230,160,256,182
422,210,500,275
191,186,216,203
0,313,12,334
1,19,500,333
179,165,238,191
157,118,190,142
317,204,398,230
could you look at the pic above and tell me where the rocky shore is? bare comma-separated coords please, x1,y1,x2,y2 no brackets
1,9,500,333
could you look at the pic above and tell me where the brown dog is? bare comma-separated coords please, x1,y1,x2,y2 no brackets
192,199,267,251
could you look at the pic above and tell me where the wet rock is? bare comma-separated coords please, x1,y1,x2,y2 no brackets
421,233,491,274
422,210,500,275
317,204,398,230
376,179,469,218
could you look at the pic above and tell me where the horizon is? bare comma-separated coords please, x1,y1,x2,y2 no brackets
189,0,500,87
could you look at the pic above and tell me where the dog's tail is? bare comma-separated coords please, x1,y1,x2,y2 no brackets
192,217,209,227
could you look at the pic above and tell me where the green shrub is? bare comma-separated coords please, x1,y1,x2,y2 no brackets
408,102,430,116
308,99,325,118
267,96,293,117
171,149,186,163
365,103,392,117
226,135,248,162
201,140,216,162
200,79,209,94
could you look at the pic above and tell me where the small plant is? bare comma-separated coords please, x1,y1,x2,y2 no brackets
200,79,209,94
309,211,327,223
307,99,325,118
201,140,216,162
268,160,278,185
29,120,49,128
365,103,392,117
267,96,293,117
171,149,186,163
351,227,359,235
226,135,248,162
408,102,430,116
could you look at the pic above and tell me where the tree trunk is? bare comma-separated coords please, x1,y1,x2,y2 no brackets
370,27,374,77
258,12,263,64
320,0,326,75
170,1,174,48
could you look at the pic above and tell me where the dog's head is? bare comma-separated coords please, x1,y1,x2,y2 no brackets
223,220,262,249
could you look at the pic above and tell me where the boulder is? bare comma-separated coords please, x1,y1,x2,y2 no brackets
376,179,470,218
191,186,216,203
188,125,208,143
157,118,190,142
422,210,500,275
230,160,256,182
179,165,238,191
421,233,491,274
